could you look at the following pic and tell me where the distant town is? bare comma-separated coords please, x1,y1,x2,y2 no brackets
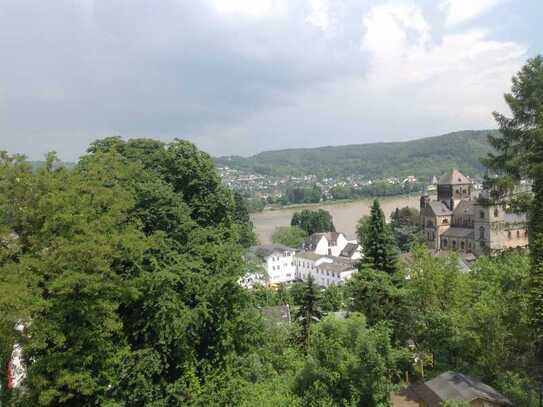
217,165,487,210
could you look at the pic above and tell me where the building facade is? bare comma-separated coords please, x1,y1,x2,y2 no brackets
421,169,528,256
294,252,356,288
303,232,349,256
247,244,296,285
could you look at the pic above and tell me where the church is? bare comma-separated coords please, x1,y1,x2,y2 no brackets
420,169,528,256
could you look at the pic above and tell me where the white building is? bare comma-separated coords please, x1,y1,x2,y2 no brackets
294,252,357,288
248,244,296,285
303,232,349,257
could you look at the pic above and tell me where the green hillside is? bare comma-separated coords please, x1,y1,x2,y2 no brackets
215,130,497,178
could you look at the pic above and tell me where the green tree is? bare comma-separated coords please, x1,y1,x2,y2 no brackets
291,209,335,236
484,55,543,365
271,226,307,248
390,207,422,252
359,200,398,274
294,314,404,407
295,276,323,352
0,139,265,405
321,284,345,312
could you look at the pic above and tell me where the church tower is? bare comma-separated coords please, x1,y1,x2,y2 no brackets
437,169,472,211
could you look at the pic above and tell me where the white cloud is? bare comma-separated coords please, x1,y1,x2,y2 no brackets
212,0,274,17
306,0,331,31
441,0,501,26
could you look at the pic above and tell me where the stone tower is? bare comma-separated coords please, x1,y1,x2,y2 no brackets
472,191,504,256
437,169,472,211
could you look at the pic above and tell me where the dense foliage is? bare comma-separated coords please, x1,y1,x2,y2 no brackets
291,209,335,236
330,182,424,200
484,55,543,371
271,226,308,249
214,130,496,178
285,185,322,204
0,139,263,405
390,207,422,252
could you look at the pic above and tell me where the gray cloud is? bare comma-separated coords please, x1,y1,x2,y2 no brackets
0,0,534,160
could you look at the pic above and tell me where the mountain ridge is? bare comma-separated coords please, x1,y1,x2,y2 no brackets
214,130,497,179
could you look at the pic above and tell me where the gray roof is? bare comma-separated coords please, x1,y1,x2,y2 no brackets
415,372,513,407
340,242,360,258
249,244,294,259
453,200,474,217
295,251,325,261
427,201,452,216
441,227,474,239
261,305,291,325
317,259,356,273
438,169,471,186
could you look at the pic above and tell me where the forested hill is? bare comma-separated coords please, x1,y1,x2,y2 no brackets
215,130,497,178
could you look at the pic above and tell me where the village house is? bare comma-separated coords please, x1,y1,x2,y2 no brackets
246,244,296,285
303,231,350,256
392,371,512,407
294,252,356,288
421,169,529,256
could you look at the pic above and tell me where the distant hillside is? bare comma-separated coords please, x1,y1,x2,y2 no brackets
214,130,497,178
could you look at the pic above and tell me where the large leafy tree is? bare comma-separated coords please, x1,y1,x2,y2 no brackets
0,139,264,405
294,314,404,407
484,55,543,364
271,226,307,248
291,209,335,236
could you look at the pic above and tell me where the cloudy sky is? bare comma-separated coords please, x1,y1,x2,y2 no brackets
0,0,541,160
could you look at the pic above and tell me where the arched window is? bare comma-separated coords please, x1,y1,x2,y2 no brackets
508,231,512,239
480,211,485,219
517,230,520,238
443,239,448,248
494,208,499,217
461,241,465,250
479,226,485,240
452,240,457,249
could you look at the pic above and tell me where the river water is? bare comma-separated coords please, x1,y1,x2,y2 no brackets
251,195,420,244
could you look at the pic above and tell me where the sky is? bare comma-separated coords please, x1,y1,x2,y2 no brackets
0,0,541,160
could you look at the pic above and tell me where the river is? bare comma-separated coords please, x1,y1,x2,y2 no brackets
251,195,420,244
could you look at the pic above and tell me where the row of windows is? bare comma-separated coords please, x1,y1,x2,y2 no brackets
442,239,472,250
270,252,291,262
508,229,528,239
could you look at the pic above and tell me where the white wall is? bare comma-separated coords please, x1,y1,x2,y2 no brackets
265,250,296,284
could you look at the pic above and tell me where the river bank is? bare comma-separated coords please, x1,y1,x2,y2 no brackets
251,195,421,244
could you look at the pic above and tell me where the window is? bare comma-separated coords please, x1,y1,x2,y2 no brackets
480,211,485,219
479,226,485,240
442,218,449,225
517,230,520,238
452,240,457,249
461,241,465,250
508,231,512,239
526,229,529,238
443,239,448,248
494,208,499,217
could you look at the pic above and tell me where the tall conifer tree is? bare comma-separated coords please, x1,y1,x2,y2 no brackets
359,200,398,274
484,55,543,366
